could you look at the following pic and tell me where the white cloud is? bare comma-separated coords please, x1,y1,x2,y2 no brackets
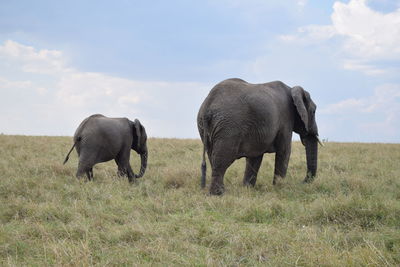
342,60,386,75
321,83,400,141
280,0,400,75
332,0,400,60
297,0,307,7
279,25,336,43
119,96,140,105
0,77,32,89
56,72,144,110
321,98,366,114
36,87,48,95
0,40,209,137
0,40,70,74
322,83,400,114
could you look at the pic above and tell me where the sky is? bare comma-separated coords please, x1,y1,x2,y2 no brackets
1,0,400,143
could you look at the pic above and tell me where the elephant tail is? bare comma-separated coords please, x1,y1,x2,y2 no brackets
63,137,81,164
201,144,207,188
200,114,211,189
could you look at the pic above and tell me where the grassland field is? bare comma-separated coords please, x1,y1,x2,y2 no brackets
0,135,400,266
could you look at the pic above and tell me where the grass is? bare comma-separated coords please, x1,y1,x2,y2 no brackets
0,134,399,266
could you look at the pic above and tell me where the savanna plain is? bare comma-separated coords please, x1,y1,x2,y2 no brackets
0,135,399,266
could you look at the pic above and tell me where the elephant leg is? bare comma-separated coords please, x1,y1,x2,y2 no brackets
209,152,235,195
273,143,292,185
115,150,135,183
126,165,135,183
116,162,127,177
210,166,228,195
87,167,94,181
76,160,94,181
243,155,264,187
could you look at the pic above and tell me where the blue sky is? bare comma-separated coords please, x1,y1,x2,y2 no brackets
1,0,399,142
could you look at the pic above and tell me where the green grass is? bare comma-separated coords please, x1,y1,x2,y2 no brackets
0,135,399,266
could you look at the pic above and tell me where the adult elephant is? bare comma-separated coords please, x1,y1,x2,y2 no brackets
197,78,321,195
64,114,148,182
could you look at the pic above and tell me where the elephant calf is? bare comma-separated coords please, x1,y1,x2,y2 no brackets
64,114,148,182
197,78,322,195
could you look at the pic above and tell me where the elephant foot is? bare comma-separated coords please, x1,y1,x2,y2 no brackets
128,175,136,184
210,184,224,195
243,175,257,187
273,175,285,186
76,173,87,181
243,181,256,187
303,173,315,183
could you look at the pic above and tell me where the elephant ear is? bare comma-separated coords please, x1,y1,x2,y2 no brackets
291,86,311,132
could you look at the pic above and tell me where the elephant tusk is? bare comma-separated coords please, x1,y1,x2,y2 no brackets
316,135,324,147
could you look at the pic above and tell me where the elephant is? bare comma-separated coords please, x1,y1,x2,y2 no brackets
63,114,148,182
197,78,321,195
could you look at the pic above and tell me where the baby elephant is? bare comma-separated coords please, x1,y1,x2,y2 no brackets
63,114,148,182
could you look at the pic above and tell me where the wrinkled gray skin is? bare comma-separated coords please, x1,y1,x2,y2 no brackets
64,114,148,182
197,78,320,195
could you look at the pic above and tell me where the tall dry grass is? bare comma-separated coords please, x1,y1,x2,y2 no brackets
0,135,399,266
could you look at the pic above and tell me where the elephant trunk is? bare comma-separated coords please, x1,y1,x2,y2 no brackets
135,147,148,178
304,135,318,183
